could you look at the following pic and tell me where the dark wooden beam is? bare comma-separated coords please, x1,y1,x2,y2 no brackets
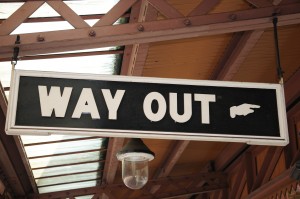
93,0,138,27
251,147,283,191
244,152,256,193
125,0,157,76
150,140,190,194
285,68,300,108
188,0,220,16
1,3,300,58
147,0,184,19
29,172,227,199
246,0,273,7
230,164,246,199
214,143,247,171
246,167,295,199
211,30,264,80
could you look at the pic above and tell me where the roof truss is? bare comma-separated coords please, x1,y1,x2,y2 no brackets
0,2,300,59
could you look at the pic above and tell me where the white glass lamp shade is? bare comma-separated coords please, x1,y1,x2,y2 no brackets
122,156,149,189
116,138,155,189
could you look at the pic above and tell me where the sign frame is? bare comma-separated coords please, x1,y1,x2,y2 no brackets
5,70,289,146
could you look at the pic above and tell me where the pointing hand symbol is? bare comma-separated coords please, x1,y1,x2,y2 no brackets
230,103,260,118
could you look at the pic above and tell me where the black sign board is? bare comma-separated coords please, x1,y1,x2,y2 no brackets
6,70,289,146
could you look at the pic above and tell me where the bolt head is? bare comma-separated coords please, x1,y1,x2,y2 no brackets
89,30,96,37
137,24,144,32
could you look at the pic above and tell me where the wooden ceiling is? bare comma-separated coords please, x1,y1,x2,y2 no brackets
1,0,300,199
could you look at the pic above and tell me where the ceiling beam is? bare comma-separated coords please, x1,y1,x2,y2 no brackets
128,0,220,77
251,147,283,191
211,30,264,80
1,3,300,58
0,49,123,62
46,1,90,29
285,68,300,107
0,83,7,117
0,1,44,36
29,172,227,199
124,0,157,76
246,167,295,199
149,140,190,194
101,138,124,185
214,143,247,171
246,0,274,7
147,0,184,19
0,82,37,196
244,152,256,193
0,111,32,196
93,0,139,27
231,164,246,199
188,0,220,16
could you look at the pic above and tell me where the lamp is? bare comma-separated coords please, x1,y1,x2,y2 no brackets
116,138,155,189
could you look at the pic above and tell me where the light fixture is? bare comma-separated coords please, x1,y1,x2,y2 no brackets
116,138,155,189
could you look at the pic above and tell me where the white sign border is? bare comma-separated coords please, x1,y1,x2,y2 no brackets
5,70,289,146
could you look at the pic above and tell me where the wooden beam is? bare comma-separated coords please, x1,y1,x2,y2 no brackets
126,1,157,76
120,0,142,76
101,138,124,185
0,82,7,117
246,0,273,7
285,68,300,107
0,49,123,62
252,147,283,191
230,164,246,199
244,152,256,193
150,140,190,193
0,1,44,36
288,100,300,165
214,143,247,171
46,1,90,29
1,3,299,58
122,0,156,76
29,172,227,199
286,100,300,166
246,167,295,199
152,153,183,176
188,0,220,16
0,14,130,24
0,112,28,196
147,0,183,19
93,0,138,27
211,30,264,80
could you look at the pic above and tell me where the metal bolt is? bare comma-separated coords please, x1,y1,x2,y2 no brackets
137,24,144,32
183,19,191,26
37,35,45,42
89,30,96,37
229,14,237,21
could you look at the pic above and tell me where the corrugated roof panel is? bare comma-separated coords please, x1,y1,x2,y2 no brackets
38,181,99,194
21,135,94,145
32,162,104,178
24,138,106,158
36,171,101,187
29,151,105,169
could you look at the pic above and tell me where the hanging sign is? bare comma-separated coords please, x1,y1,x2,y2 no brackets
6,70,288,146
